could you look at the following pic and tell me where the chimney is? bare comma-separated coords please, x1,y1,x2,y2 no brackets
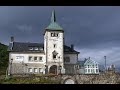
11,36,14,42
71,44,74,50
89,57,90,60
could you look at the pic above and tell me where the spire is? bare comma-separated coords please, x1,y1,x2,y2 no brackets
51,10,56,23
45,10,63,30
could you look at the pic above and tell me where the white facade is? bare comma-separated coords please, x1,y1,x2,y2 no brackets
84,59,99,74
44,30,65,74
9,52,46,64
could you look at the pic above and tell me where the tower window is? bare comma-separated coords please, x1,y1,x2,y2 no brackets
53,55,56,59
52,50,58,59
51,32,59,37
51,33,54,37
53,44,56,48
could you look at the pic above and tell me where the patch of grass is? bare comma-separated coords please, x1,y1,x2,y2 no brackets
0,75,60,84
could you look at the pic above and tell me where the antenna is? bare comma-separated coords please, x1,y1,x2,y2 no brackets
104,56,106,71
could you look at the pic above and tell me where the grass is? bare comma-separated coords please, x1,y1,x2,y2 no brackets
0,75,60,84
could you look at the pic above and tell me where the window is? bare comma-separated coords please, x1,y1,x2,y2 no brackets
34,68,38,73
92,65,94,68
91,69,93,73
34,57,38,62
16,56,24,61
96,69,99,73
64,57,70,62
39,57,42,61
28,68,32,73
96,64,98,68
53,44,56,48
88,65,89,68
39,68,43,73
34,47,39,50
55,33,58,37
51,32,59,37
29,56,32,62
85,69,87,72
53,55,56,59
51,33,54,37
29,47,33,50
52,50,58,59
88,69,90,73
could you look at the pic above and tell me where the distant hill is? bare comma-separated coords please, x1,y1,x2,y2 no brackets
0,42,9,68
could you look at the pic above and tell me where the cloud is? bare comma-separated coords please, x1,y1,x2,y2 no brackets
16,24,33,33
76,46,120,68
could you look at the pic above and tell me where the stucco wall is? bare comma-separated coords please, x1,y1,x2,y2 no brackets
9,52,46,64
64,54,78,64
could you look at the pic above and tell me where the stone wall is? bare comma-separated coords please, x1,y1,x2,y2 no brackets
60,72,120,84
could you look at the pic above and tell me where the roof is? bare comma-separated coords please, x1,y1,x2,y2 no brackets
46,22,63,30
8,42,44,53
77,59,99,67
45,10,63,30
8,42,79,54
64,45,80,54
84,59,98,65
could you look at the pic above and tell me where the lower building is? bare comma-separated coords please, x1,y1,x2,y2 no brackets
78,58,99,74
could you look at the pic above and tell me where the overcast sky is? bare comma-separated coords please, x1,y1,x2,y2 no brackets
0,6,120,68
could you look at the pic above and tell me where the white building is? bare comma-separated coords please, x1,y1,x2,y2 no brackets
78,58,99,74
8,10,80,75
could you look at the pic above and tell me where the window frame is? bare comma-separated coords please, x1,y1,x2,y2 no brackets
28,68,32,73
28,56,32,62
51,32,59,37
53,44,56,48
53,54,57,59
39,57,43,61
34,57,38,62
34,68,38,73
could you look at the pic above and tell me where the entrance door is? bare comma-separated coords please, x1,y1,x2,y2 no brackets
49,65,57,74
